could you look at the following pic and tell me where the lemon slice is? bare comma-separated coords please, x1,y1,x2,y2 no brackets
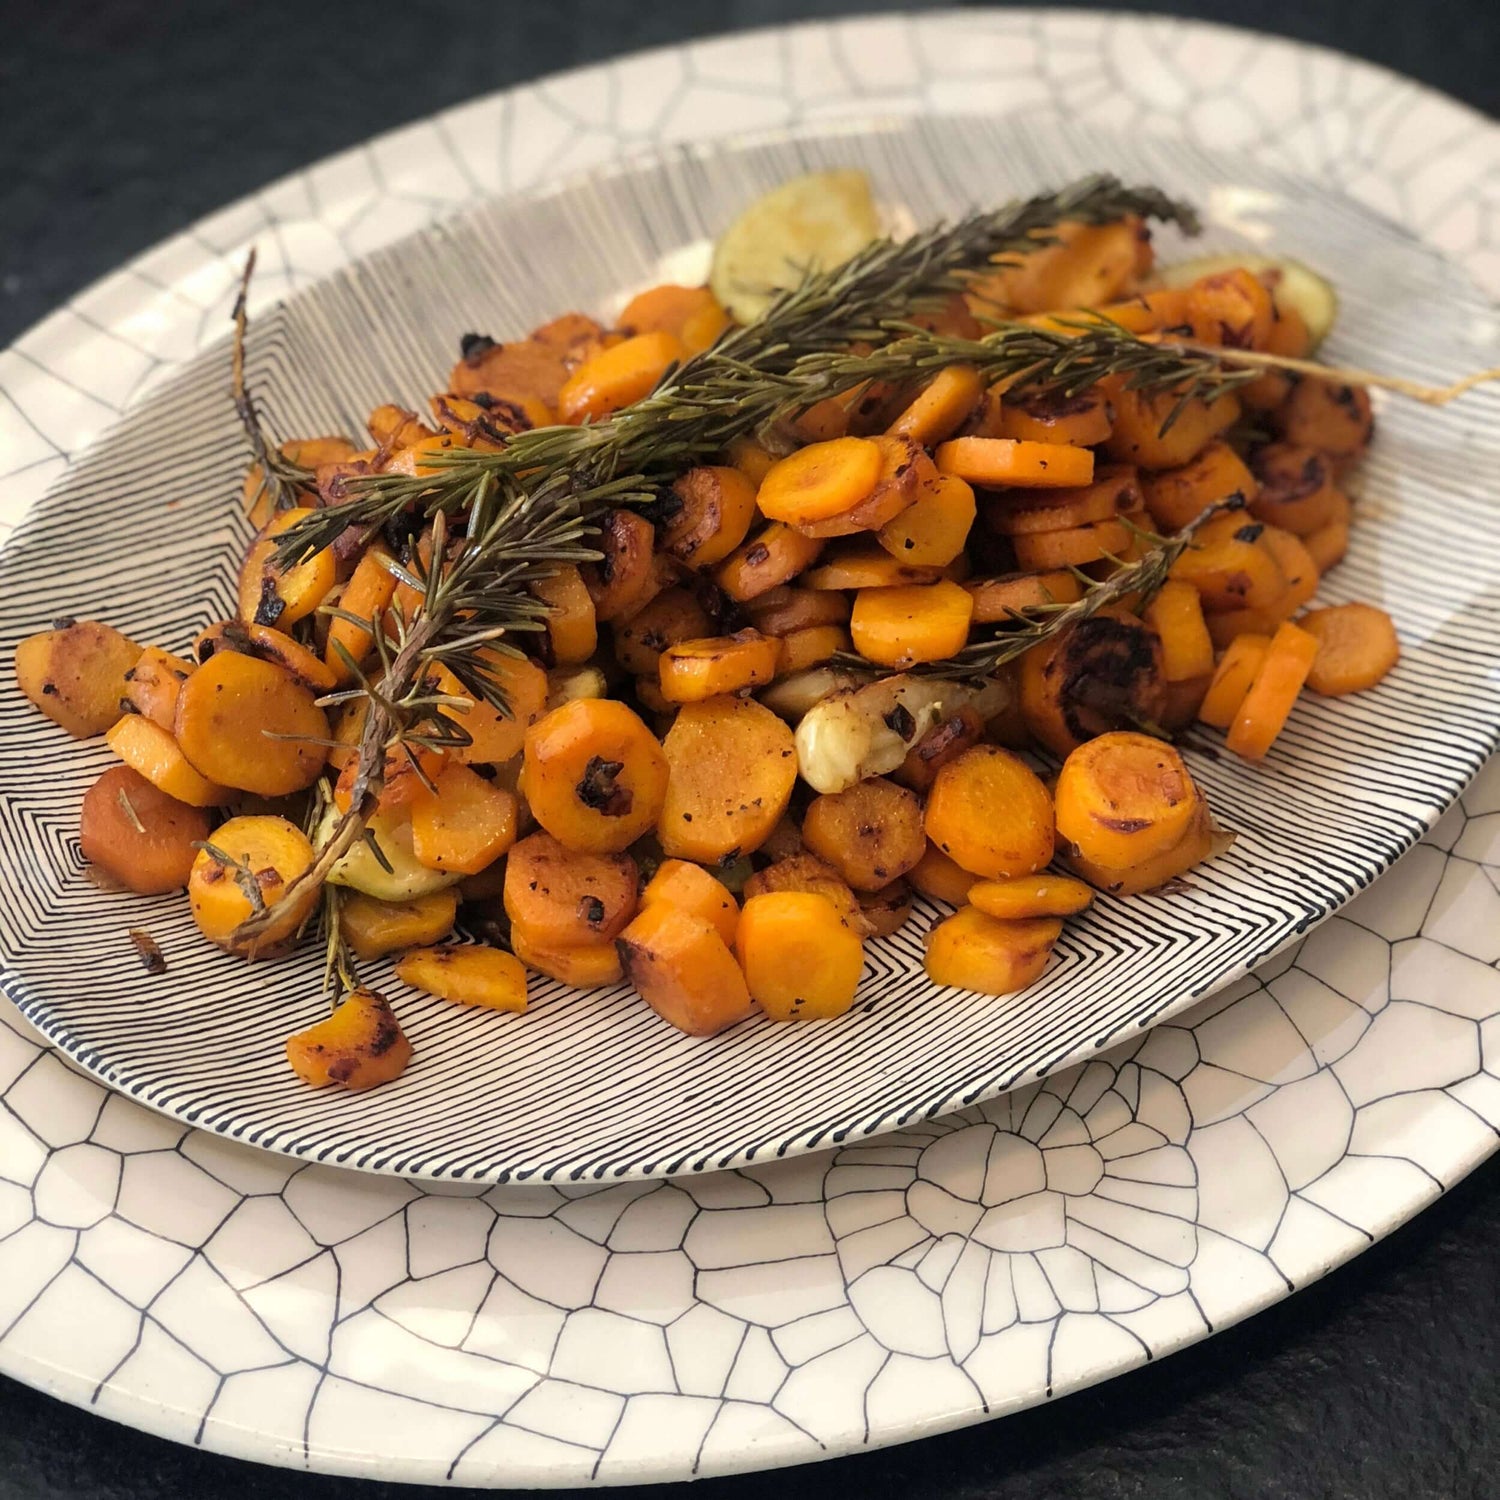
710,169,882,325
1158,253,1338,349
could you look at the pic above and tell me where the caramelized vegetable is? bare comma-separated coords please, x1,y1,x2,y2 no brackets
1012,516,1133,572
584,510,661,622
174,651,329,796
968,873,1094,920
286,988,413,1091
1303,503,1352,574
1104,385,1239,470
1224,620,1320,760
658,695,798,862
395,945,528,1013
325,545,397,680
776,624,850,675
736,891,864,1020
877,472,976,565
886,364,985,445
1141,443,1258,534
340,888,460,960
985,465,1140,536
1143,579,1215,684
849,579,974,667
237,508,337,627
520,697,668,852
1203,526,1320,649
1055,732,1201,870
618,284,728,353
510,926,623,989
613,588,715,677
757,436,884,526
924,908,1061,995
659,629,781,702
188,814,316,956
441,653,549,764
661,465,758,567
925,745,1054,879
893,704,985,792
640,859,739,948
410,762,519,874
1301,602,1400,696
909,843,979,906
122,646,194,732
997,386,1113,447
530,564,598,665
15,620,141,738
714,522,825,601
1019,608,1167,757
796,435,927,538
80,765,210,894
1062,796,1216,896
1272,379,1373,464
503,830,638,947
743,853,865,932
965,569,1084,623
617,901,754,1036
1248,444,1341,537
1168,512,1286,612
935,436,1094,488
744,585,850,636
802,776,926,891
858,879,914,938
195,619,337,694
558,331,682,424
803,542,942,591
105,715,227,808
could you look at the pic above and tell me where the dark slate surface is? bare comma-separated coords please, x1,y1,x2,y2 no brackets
1,1,1497,1494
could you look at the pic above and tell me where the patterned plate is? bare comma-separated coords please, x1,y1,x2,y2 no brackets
1,110,1497,1183
1,12,1498,1484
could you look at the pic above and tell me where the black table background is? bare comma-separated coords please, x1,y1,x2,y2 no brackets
1,1,1497,1494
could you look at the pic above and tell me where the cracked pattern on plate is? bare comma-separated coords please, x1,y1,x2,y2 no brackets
1,10,1497,1486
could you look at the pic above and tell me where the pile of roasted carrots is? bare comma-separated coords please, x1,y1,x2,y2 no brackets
13,200,1402,1093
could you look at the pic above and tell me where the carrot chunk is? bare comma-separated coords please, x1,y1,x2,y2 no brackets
1224,620,1320,760
1300,603,1400,696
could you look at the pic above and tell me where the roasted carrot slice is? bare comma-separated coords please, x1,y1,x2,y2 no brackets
326,546,398,681
935,436,1094,489
714,522,825,601
640,859,739,949
849,579,974,667
736,891,865,1021
1224,620,1320,760
557,331,683,423
756,437,884,525
1143,579,1215,683
617,902,754,1036
1055,731,1202,870
886,364,986,445
1197,633,1271,731
659,629,781,703
1300,603,1400,697
968,873,1094,920
997,386,1112,447
924,908,1061,996
985,466,1140,536
1013,516,1133,572
965,569,1084,623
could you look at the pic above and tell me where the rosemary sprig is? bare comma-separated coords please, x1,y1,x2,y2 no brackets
232,250,312,513
845,501,1244,683
274,175,1198,562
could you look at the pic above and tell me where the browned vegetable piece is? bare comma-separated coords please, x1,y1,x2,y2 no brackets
583,510,662,622
857,879,915,938
286,988,413,1091
612,588,715,677
237,507,337,628
617,902,754,1036
714,522,825,602
965,570,1084,624
174,651,329,796
188,814,317,957
510,924,624,989
1018,607,1168,758
743,586,851,636
449,311,610,412
105,715,227,808
925,908,1061,996
530,564,598,665
433,654,549,765
340,889,460,960
892,704,985,793
795,435,930,539
743,853,866,934
660,465,759,567
1300,602,1401,696
735,891,866,1021
15,620,142,738
925,745,1054,879
395,945,528,1013
1247,444,1342,537
122,646,195,732
659,629,780,703
1055,731,1203,870
1272,378,1373,465
502,830,638,948
909,843,979,906
194,619,338,693
80,765,211,894
1140,443,1259,534
800,776,926,892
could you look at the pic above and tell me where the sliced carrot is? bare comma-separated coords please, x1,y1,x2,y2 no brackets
510,925,623,989
924,908,1060,996
908,843,979,906
1055,731,1201,870
714,522,825,602
618,284,728,353
1012,516,1132,571
617,902,754,1036
985,465,1140,536
661,466,758,567
1143,579,1215,683
935,436,1094,489
410,762,519,875
659,629,781,702
1224,620,1320,760
1183,268,1275,350
325,546,398,681
965,570,1084,623
997,386,1112,447
1248,444,1341,537
1104,385,1240,470
745,586,850,636
1300,603,1400,697
640,859,739,949
968,873,1094,920
122,646,195,732
925,745,1054,879
802,541,942,591
736,891,865,1021
1168,512,1286,612
1272,379,1373,465
1204,526,1320,649
1197,633,1271,731
726,434,779,487
885,364,986,445
876,472,976,565
756,437,884,525
795,435,928,539
849,579,974,667
776,624,850,675
1141,443,1258,534
530,564,598,665
557,331,683,423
